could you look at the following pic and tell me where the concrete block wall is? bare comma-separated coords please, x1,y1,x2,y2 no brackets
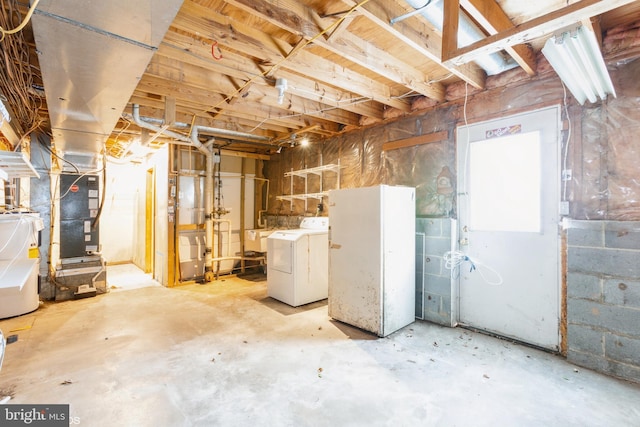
415,218,456,327
566,220,640,383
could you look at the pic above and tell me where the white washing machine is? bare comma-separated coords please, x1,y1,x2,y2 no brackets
267,217,329,307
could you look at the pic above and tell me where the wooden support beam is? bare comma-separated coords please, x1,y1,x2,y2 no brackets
460,0,537,75
265,40,307,79
339,0,486,89
220,149,271,161
382,130,448,151
221,0,413,110
442,0,460,64
326,12,358,42
170,1,385,119
443,0,638,67
164,96,176,126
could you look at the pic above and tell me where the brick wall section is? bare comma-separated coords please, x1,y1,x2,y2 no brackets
566,220,640,383
415,218,456,327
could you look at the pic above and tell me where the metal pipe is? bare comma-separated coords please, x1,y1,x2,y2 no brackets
211,219,232,257
390,0,431,25
213,218,232,279
131,105,201,150
253,177,270,228
131,104,216,281
128,112,271,143
240,158,246,273
203,140,215,282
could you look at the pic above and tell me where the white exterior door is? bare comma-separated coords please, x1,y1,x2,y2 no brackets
456,106,561,350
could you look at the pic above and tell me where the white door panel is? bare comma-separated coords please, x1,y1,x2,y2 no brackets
457,106,561,350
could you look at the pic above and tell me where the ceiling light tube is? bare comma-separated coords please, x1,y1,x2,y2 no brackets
542,25,616,105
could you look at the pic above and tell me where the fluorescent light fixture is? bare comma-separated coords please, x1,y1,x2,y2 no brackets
542,25,616,105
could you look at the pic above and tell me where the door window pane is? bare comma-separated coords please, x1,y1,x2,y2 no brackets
469,131,541,232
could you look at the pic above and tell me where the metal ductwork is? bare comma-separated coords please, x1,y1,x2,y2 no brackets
31,0,184,157
401,0,518,76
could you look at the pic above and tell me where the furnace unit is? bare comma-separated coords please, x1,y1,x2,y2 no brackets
60,174,100,258
55,174,106,300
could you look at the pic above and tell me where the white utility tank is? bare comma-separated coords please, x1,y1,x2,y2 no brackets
0,213,42,318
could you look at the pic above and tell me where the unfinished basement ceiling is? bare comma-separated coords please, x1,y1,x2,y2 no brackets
4,0,640,159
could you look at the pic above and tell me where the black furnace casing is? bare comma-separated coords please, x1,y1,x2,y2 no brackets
60,174,100,258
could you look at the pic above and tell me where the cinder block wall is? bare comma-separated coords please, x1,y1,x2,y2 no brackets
566,220,640,383
415,218,456,326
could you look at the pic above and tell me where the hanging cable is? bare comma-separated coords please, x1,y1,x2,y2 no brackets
0,0,40,40
444,250,503,286
37,137,80,173
91,152,107,230
0,0,44,137
211,40,222,60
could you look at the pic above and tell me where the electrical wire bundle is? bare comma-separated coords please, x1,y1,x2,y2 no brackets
0,0,44,143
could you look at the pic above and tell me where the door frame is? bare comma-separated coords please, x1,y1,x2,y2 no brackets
145,167,155,274
455,105,563,350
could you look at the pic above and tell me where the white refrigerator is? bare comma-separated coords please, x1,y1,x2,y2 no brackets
328,185,415,337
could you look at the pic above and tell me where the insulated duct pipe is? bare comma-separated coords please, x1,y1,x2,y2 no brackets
131,104,216,282
126,112,272,145
402,0,517,76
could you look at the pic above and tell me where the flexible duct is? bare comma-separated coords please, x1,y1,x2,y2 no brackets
402,0,518,75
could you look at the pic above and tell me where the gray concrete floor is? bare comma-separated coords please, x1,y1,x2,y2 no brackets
1,264,639,427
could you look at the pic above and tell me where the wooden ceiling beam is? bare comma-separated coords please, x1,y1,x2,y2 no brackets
443,0,639,67
154,44,383,121
225,0,445,101
322,31,445,101
460,0,536,76
442,0,460,70
147,55,358,128
339,0,486,89
170,1,384,119
173,0,409,112
267,38,409,111
134,74,349,132
326,11,359,42
273,68,384,120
